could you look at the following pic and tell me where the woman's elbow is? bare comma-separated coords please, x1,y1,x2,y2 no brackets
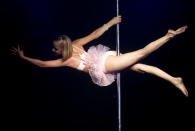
39,62,59,68
38,62,48,67
39,64,46,68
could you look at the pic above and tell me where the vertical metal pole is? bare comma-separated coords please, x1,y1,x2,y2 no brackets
116,0,121,131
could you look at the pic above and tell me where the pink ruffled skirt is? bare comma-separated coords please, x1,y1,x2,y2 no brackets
84,44,117,86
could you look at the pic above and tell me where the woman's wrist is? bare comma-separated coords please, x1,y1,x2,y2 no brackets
104,21,113,31
103,24,109,31
107,21,114,28
21,55,26,60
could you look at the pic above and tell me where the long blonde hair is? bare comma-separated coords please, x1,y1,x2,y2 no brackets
60,35,73,61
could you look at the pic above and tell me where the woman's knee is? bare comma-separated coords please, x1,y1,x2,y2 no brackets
130,63,145,73
131,63,159,73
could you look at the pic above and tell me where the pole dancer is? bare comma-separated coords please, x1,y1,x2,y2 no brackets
11,16,188,97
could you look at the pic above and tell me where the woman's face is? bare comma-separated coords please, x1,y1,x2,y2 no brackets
52,39,63,55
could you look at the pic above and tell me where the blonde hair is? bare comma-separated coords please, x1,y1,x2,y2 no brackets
60,35,73,61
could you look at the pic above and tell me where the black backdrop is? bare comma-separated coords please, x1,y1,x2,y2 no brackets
2,0,194,130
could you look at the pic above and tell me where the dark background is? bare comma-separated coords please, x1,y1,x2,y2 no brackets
2,0,194,130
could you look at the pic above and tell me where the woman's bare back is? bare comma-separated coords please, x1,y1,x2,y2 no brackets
65,44,89,73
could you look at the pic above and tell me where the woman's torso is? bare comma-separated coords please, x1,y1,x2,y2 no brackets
64,44,117,73
65,44,90,73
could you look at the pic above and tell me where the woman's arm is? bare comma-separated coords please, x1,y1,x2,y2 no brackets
22,56,65,67
72,16,122,46
11,45,66,67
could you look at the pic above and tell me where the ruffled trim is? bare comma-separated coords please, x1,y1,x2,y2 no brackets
84,44,116,86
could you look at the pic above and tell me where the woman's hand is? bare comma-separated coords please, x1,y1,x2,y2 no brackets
108,16,122,26
11,45,25,59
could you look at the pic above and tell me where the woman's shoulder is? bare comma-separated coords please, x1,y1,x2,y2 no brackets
72,42,86,53
72,42,84,49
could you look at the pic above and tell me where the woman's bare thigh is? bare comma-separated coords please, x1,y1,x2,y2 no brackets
104,50,120,72
104,49,144,73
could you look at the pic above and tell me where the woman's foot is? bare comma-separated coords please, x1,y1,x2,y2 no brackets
167,25,188,38
172,77,188,97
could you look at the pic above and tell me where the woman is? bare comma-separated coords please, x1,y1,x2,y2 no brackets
11,16,188,96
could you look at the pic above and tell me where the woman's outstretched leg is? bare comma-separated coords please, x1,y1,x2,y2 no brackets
105,26,188,73
130,63,188,96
